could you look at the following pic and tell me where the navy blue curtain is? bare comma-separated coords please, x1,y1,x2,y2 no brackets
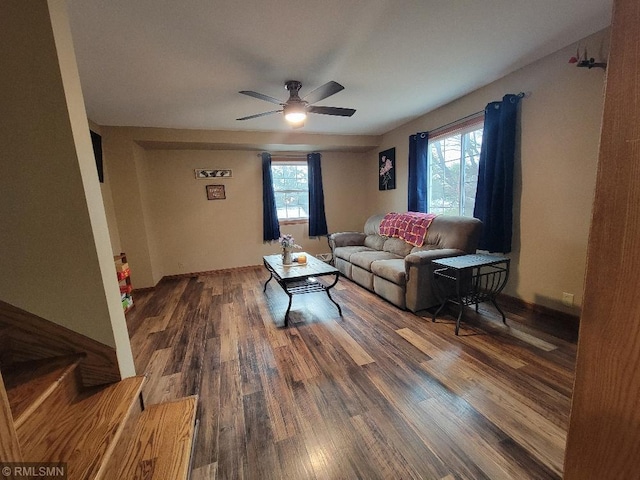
408,132,429,212
307,153,328,236
262,152,280,242
473,94,522,253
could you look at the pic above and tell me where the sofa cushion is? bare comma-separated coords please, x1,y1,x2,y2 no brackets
371,259,406,286
410,244,440,254
364,234,386,250
350,251,400,271
334,245,373,261
351,265,375,291
423,215,482,252
373,275,406,309
335,257,353,277
364,214,385,235
383,237,414,257
330,232,366,248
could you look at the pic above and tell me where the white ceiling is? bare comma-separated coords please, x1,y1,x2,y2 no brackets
66,0,612,136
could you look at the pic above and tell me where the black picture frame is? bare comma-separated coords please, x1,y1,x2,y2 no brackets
379,147,396,190
90,130,103,183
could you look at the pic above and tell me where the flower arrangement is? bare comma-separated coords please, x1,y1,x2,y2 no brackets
279,234,301,265
279,234,301,250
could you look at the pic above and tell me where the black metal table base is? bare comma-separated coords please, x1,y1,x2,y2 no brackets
431,255,510,335
263,264,342,327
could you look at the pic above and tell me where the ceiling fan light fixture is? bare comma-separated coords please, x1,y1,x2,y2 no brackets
237,80,355,125
285,112,306,123
283,103,307,124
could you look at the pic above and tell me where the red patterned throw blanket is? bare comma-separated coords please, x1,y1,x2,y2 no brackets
379,212,437,247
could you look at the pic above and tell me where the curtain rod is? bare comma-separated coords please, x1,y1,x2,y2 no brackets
428,110,484,136
428,91,528,136
256,153,309,159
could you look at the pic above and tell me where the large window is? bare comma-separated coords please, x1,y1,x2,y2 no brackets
428,119,483,217
271,161,309,221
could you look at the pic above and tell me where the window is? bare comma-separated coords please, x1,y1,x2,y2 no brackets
428,118,483,217
271,160,309,221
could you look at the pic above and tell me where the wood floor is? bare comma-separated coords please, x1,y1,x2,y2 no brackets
126,267,577,480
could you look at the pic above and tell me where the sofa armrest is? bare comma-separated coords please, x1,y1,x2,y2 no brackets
405,248,465,267
404,248,467,312
329,232,367,249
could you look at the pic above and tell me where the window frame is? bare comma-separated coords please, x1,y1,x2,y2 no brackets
427,115,484,217
270,158,309,225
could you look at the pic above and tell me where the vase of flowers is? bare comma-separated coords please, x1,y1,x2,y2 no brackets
279,234,300,265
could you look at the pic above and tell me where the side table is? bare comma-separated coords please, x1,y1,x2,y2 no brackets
431,254,510,335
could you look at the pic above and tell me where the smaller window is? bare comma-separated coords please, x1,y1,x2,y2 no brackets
271,160,309,221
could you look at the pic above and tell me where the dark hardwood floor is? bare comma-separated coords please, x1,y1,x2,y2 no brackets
126,266,577,480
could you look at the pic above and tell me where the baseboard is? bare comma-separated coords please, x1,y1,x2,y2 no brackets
162,265,261,280
497,293,580,341
132,286,155,293
132,265,262,291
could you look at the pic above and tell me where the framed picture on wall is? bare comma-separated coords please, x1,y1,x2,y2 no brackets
196,169,233,178
206,184,226,200
379,147,396,190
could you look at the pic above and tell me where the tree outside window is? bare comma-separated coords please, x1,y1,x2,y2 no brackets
271,161,309,220
428,122,483,217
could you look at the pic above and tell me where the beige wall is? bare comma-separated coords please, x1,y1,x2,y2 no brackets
102,128,378,286
138,148,370,278
102,129,159,286
367,29,609,314
0,0,134,377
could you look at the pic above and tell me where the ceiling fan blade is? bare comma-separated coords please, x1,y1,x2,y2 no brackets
239,90,283,105
302,81,344,104
307,106,356,117
236,110,282,121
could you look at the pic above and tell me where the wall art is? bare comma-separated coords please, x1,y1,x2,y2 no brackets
379,148,396,190
206,184,226,200
195,169,232,179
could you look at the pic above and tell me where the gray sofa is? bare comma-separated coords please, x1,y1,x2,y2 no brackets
328,214,482,312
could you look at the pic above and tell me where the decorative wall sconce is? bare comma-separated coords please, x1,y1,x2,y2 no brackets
569,46,607,70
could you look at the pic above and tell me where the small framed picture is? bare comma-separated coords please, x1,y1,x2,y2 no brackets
206,184,226,200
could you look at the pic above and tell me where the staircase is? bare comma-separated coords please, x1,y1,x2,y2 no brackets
0,303,198,479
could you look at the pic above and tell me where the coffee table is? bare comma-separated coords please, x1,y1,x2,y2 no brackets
263,252,343,326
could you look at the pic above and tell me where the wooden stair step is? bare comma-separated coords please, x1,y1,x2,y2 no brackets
17,375,145,479
104,396,198,479
2,354,83,428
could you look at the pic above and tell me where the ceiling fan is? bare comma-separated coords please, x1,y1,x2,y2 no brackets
236,80,356,125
